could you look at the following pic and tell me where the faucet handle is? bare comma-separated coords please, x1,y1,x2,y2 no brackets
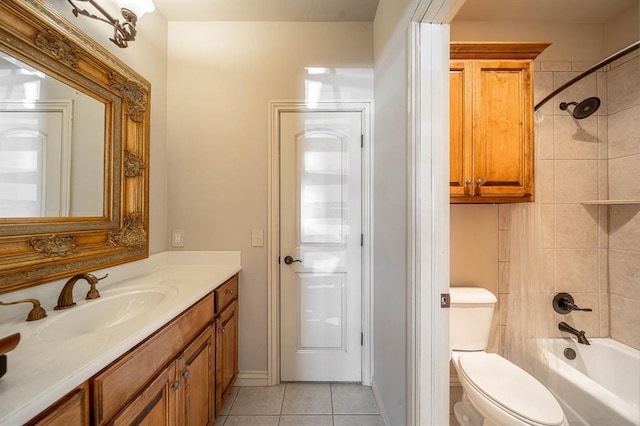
553,292,592,314
86,274,109,300
0,299,47,321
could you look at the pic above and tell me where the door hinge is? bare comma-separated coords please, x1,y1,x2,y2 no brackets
361,332,363,346
441,293,450,308
360,234,364,247
361,134,364,148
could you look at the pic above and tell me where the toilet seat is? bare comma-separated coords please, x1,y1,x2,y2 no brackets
456,352,565,426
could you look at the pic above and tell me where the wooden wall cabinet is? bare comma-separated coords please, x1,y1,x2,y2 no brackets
450,42,550,203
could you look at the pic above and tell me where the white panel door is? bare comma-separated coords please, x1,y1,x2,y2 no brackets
280,110,362,382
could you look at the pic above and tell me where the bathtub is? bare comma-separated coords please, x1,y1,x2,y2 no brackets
541,338,639,425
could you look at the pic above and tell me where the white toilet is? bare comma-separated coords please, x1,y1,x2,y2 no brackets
450,287,568,426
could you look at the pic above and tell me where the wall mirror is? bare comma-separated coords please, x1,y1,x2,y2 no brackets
0,0,150,294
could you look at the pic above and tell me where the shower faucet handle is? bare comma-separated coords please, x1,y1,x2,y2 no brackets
553,292,592,314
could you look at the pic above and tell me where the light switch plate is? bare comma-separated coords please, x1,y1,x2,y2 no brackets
172,229,184,247
251,229,264,247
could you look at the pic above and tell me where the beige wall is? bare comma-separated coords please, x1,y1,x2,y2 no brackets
166,21,373,373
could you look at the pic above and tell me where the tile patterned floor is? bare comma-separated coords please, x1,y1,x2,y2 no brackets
215,383,384,425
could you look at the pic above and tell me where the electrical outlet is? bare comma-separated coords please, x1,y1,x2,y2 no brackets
251,229,264,247
172,229,184,247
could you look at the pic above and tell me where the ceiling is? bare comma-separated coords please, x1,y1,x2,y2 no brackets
152,0,379,21
152,0,636,23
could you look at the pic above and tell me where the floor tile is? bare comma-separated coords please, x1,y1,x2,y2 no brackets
223,416,280,425
214,415,226,425
219,387,240,415
282,383,332,415
229,385,285,415
279,415,333,425
334,415,385,425
331,384,379,415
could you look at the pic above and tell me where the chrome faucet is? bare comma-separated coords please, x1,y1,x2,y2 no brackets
54,273,108,310
558,321,590,345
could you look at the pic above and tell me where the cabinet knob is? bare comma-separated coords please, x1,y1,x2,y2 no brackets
226,289,234,295
219,327,225,334
171,380,180,390
181,370,190,379
476,178,484,186
465,179,472,185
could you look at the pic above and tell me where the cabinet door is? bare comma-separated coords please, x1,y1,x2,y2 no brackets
450,60,473,199
472,60,534,200
111,365,176,426
176,326,214,425
27,384,89,426
215,300,238,413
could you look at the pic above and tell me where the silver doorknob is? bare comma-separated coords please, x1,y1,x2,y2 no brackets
283,255,302,265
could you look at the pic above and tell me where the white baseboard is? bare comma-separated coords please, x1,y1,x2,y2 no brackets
371,377,391,426
235,370,269,387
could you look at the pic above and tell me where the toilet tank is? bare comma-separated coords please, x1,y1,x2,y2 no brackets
450,287,497,351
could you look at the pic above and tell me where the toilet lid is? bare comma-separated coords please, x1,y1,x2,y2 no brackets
458,352,565,426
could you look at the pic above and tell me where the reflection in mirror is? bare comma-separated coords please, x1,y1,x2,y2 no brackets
0,52,105,218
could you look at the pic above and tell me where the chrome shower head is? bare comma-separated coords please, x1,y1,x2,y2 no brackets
559,97,601,119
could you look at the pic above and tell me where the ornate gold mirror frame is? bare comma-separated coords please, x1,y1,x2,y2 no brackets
0,0,149,293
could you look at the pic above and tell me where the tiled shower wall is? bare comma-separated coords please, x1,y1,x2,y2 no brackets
498,53,640,350
607,53,640,350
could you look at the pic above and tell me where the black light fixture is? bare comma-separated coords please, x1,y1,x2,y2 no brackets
66,0,155,48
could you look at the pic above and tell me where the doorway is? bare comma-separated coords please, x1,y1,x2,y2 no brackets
268,102,373,386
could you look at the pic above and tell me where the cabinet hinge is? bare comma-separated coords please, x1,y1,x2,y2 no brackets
360,234,364,247
361,134,364,148
361,332,363,346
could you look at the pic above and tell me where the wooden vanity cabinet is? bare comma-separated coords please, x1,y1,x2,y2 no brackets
90,293,216,425
214,275,239,413
26,383,90,426
449,42,550,203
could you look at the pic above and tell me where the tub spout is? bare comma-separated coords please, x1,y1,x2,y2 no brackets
558,321,590,345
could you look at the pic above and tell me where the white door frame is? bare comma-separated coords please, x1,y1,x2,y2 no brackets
408,1,466,425
268,101,374,386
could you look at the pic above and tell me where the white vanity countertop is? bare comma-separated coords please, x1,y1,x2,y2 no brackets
0,251,242,425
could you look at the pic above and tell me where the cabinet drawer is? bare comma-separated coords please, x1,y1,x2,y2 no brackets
215,275,238,314
91,294,214,424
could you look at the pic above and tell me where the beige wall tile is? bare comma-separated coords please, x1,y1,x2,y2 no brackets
534,71,554,107
535,115,554,158
572,61,596,72
540,62,572,72
535,160,554,203
499,230,510,262
609,154,640,200
598,160,609,200
449,386,463,414
541,205,555,249
598,205,609,248
599,293,610,337
598,249,609,293
555,249,599,293
596,71,608,116
498,204,511,230
499,293,509,326
553,116,599,160
609,249,640,300
554,160,598,203
597,116,608,160
610,206,640,251
555,204,598,248
607,56,640,115
608,105,640,159
610,295,640,349
499,261,510,294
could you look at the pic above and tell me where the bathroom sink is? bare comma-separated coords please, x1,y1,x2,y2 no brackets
38,288,173,340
